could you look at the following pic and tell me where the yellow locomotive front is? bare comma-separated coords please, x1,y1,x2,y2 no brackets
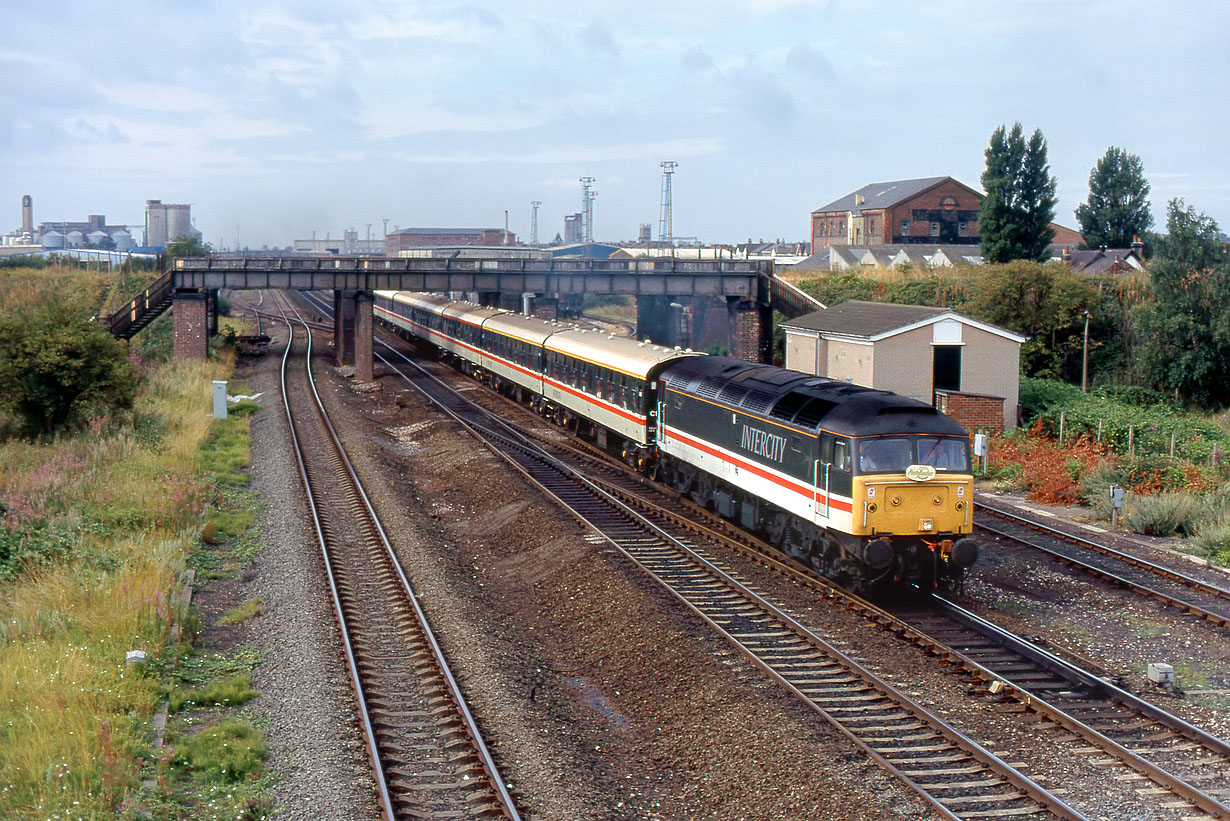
848,434,978,588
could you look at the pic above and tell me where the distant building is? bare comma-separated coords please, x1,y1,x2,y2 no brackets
144,200,200,248
385,227,512,255
1051,241,1146,274
293,228,385,255
35,213,132,249
811,176,1082,255
563,213,583,244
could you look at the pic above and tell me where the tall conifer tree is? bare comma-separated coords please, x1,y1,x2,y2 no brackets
979,123,1058,262
1075,147,1153,249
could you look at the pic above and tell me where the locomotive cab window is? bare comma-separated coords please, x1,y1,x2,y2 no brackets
833,438,851,471
918,437,970,471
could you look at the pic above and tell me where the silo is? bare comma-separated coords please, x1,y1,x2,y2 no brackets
41,230,65,248
87,230,110,247
112,230,134,251
145,200,168,248
66,230,85,247
167,204,192,241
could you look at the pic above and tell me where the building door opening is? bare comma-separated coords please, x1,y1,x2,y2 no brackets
933,345,961,392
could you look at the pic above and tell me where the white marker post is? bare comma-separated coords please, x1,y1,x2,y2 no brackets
212,380,228,419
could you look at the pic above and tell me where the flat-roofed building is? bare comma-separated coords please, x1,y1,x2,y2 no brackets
386,227,512,254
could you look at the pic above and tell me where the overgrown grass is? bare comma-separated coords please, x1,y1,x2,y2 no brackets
219,597,265,626
168,673,260,713
0,269,264,818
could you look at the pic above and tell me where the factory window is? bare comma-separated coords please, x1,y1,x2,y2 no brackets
958,222,968,237
930,222,940,237
900,220,910,236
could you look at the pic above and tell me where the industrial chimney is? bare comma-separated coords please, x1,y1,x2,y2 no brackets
21,195,33,235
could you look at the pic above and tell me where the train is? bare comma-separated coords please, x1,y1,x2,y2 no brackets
373,290,979,593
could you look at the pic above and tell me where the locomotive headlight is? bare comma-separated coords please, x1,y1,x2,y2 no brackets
919,519,934,531
955,501,965,511
867,503,878,513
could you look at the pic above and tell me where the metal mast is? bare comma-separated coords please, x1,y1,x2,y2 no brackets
579,177,596,243
530,200,541,246
658,161,677,248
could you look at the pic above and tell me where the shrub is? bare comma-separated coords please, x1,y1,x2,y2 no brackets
1121,492,1202,537
1193,516,1230,566
0,295,137,438
987,430,1106,504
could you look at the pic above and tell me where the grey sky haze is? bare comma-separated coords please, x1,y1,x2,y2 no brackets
3,0,1226,249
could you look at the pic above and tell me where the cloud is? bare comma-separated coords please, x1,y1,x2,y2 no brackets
681,46,715,72
583,21,622,60
391,136,723,165
785,43,834,80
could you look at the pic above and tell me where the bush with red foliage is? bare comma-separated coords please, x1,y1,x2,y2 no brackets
987,427,1107,504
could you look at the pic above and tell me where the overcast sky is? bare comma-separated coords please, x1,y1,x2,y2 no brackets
3,1,1226,249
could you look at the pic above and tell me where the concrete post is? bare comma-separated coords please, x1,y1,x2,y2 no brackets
172,291,209,361
355,291,373,382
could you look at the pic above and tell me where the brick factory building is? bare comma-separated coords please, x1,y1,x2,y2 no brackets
812,177,985,251
781,301,1024,431
386,227,513,255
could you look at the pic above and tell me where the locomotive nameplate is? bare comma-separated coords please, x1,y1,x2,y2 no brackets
905,464,937,482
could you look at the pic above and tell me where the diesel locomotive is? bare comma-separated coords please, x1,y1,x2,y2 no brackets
374,290,979,593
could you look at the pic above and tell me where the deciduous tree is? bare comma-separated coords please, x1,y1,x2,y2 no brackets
1136,199,1230,407
1075,147,1153,249
964,260,1098,379
979,123,1058,262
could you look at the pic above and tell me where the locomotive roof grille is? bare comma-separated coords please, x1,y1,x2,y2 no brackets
741,389,777,414
717,384,749,404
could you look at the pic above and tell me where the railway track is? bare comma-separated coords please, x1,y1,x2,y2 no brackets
369,339,1084,820
975,501,1230,628
535,429,1230,820
273,293,519,821
302,289,1230,818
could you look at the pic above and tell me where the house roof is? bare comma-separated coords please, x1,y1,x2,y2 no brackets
812,176,972,215
780,300,1026,343
1062,248,1144,274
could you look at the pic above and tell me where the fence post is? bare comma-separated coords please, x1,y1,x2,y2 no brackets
1059,411,1065,443
1129,426,1135,459
1170,433,1176,458
1097,418,1103,445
